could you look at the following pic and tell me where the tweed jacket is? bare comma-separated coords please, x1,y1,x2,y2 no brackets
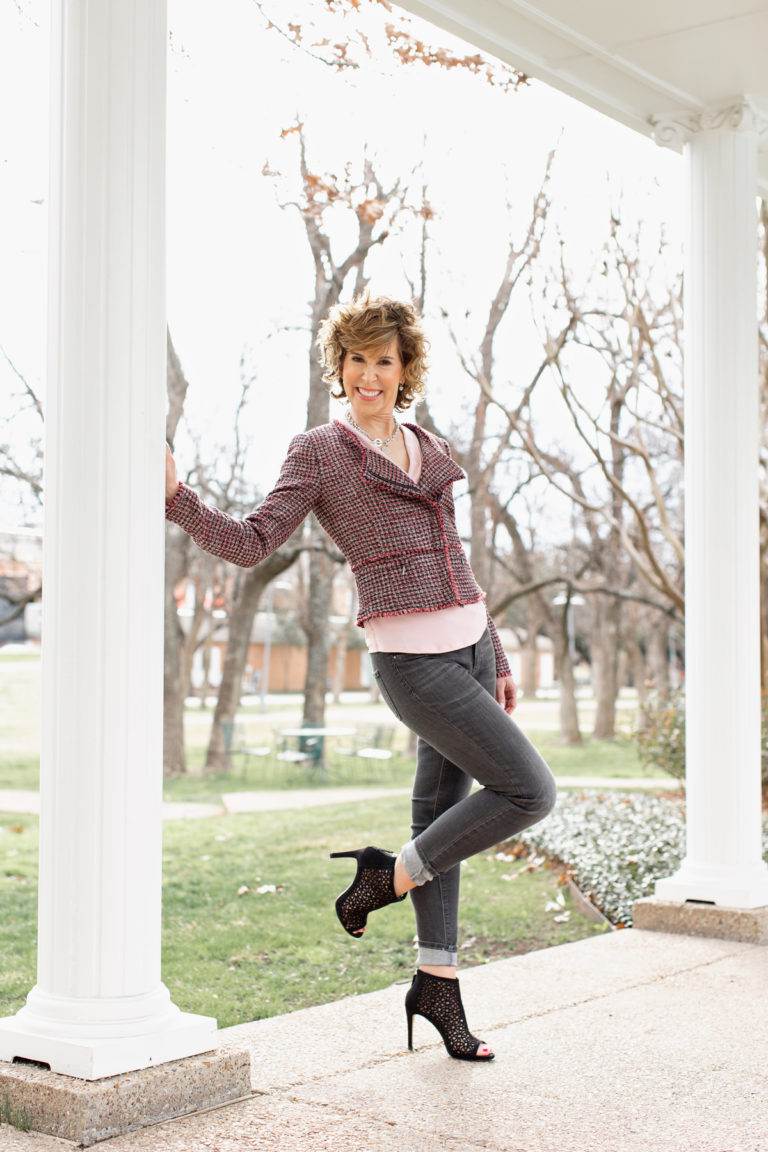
165,419,511,677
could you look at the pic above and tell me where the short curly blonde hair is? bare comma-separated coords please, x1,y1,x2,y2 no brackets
316,288,429,412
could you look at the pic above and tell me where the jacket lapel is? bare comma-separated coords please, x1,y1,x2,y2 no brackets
333,418,465,501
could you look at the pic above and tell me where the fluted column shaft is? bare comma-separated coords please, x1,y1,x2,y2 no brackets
0,0,216,1078
650,100,768,906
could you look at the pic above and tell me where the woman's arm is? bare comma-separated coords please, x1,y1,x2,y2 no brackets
165,432,320,567
485,607,511,679
439,435,511,679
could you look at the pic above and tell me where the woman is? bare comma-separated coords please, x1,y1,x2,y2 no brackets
165,291,557,1063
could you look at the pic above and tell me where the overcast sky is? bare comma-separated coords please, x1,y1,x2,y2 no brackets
0,0,683,537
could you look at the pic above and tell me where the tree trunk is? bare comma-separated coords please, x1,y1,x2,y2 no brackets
178,562,216,777
163,532,190,778
622,623,650,709
521,601,544,698
555,609,581,746
205,572,268,773
592,593,621,739
163,328,191,778
647,620,670,699
205,549,303,773
760,538,768,694
303,541,334,730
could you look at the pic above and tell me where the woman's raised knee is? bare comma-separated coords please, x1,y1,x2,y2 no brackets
533,773,557,818
508,763,557,819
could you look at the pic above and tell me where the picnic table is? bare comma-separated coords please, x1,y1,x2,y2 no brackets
277,725,357,765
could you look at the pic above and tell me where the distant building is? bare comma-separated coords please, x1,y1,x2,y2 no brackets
2,533,554,694
499,627,555,690
174,572,554,695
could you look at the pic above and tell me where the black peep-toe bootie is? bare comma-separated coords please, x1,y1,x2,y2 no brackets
405,969,495,1061
329,845,407,937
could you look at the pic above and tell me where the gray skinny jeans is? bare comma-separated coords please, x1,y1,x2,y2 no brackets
370,625,557,967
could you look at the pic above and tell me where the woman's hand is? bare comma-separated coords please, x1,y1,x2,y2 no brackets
496,675,517,714
165,442,180,503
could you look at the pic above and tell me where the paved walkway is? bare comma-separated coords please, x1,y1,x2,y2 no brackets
0,776,681,821
220,785,412,814
0,776,680,822
1,928,764,1150
0,790,227,821
0,787,415,820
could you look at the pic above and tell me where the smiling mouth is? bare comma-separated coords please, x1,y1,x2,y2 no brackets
357,387,383,398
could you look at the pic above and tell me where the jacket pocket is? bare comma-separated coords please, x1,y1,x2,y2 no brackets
373,667,404,722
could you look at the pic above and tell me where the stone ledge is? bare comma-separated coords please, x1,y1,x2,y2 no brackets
632,896,768,943
0,1045,252,1147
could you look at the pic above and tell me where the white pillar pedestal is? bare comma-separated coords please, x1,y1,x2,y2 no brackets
649,98,768,909
0,0,217,1079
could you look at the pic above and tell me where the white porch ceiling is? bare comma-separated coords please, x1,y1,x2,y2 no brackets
397,1,768,191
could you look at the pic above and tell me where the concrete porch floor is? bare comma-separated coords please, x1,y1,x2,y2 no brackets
2,927,766,1151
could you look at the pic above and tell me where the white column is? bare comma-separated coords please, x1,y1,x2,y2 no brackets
650,98,768,907
0,1,217,1078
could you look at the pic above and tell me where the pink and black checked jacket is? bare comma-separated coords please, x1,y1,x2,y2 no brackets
165,419,511,677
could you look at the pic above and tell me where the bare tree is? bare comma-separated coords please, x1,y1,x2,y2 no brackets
413,185,685,742
535,215,683,729
164,329,194,774
411,153,596,740
265,121,428,738
164,331,324,776
246,0,528,746
251,0,527,94
0,344,44,628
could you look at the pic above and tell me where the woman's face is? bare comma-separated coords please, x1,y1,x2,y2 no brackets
341,336,404,425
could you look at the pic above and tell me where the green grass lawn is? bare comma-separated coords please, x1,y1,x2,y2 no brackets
0,796,608,1029
0,654,640,1029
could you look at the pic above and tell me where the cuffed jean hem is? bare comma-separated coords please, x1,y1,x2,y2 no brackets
417,943,458,966
400,838,436,885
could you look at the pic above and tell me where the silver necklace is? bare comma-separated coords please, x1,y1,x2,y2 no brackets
345,405,401,450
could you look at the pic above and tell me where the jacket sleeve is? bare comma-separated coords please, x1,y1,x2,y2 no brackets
164,431,320,567
440,434,511,677
486,607,511,678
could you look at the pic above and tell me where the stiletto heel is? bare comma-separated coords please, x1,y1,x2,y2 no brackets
329,845,407,937
404,969,495,1061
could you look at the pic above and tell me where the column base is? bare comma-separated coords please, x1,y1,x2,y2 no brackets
633,895,768,944
0,1007,219,1080
653,860,768,908
0,1036,251,1147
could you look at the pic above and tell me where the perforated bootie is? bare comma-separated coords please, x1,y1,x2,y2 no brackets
405,969,495,1061
329,845,407,937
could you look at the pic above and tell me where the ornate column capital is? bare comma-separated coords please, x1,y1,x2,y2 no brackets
650,96,768,149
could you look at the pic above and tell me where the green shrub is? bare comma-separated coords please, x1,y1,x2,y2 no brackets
633,686,768,796
510,787,768,927
633,687,686,782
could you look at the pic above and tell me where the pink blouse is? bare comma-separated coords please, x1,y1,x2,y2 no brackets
335,417,488,654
